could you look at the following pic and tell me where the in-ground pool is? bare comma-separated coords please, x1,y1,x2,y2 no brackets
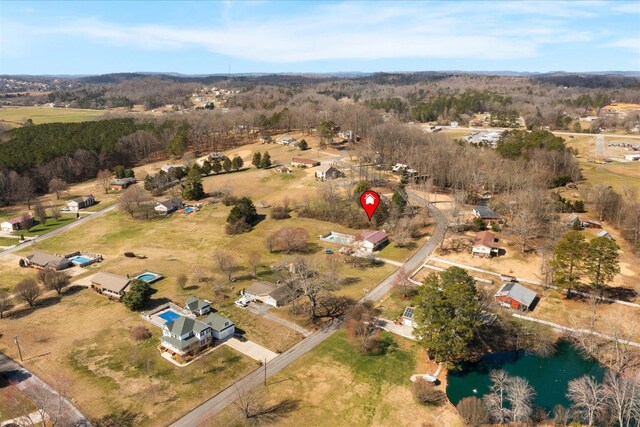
183,207,194,214
135,271,163,283
69,255,95,267
158,310,182,324
323,232,354,245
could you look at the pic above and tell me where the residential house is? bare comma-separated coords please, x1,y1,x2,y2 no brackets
277,136,297,146
357,230,389,253
597,230,614,240
625,154,640,161
315,164,342,181
23,251,72,270
472,231,500,258
91,271,131,300
184,296,212,316
208,152,228,162
401,307,417,328
275,166,292,174
472,205,502,224
244,281,299,307
1,213,34,233
161,164,185,174
67,195,95,212
259,135,273,144
291,158,320,168
154,198,183,215
338,130,353,141
495,282,537,311
160,313,235,356
110,177,136,191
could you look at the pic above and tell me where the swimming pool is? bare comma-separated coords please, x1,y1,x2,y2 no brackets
135,271,163,283
322,232,354,245
158,310,182,323
69,255,95,267
183,207,194,213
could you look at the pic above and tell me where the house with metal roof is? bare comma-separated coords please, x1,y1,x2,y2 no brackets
67,195,95,212
1,212,34,233
472,231,500,257
315,164,342,181
495,282,537,311
160,312,235,356
23,251,72,271
357,230,389,253
184,296,211,316
244,281,299,307
91,271,131,300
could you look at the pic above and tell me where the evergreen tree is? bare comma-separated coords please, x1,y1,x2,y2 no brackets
211,159,222,174
182,168,205,200
226,197,257,234
391,185,408,213
298,139,309,150
252,152,262,168
201,160,212,175
585,236,620,293
232,156,244,171
414,267,482,366
122,279,152,311
222,157,232,173
552,231,587,293
259,151,272,168
114,165,126,179
353,181,371,199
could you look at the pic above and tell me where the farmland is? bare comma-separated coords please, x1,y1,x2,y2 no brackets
0,106,107,126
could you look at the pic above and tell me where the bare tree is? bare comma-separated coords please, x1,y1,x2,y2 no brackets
97,169,112,194
214,250,236,282
14,175,35,209
176,273,188,290
590,184,619,222
345,303,381,354
38,268,69,295
604,371,639,427
247,252,261,278
15,278,41,307
49,205,61,221
391,266,413,299
48,177,69,200
20,372,72,427
568,375,607,426
34,201,47,226
119,185,150,218
0,290,12,318
483,370,511,424
192,264,205,283
506,376,536,423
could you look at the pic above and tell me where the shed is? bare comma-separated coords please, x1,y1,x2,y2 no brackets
495,282,537,311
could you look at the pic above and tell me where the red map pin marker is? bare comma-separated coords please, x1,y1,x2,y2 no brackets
360,190,380,221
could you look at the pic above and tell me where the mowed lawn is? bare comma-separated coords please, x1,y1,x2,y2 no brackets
0,106,106,125
214,330,463,427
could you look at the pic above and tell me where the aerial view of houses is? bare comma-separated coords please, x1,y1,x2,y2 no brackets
0,2,639,427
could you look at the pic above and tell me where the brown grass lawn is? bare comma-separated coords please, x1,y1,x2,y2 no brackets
0,289,257,426
213,330,463,427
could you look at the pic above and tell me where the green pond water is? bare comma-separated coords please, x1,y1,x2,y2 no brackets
446,341,605,412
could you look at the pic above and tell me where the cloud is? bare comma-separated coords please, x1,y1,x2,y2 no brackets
604,38,640,51
611,3,640,14
1,1,632,64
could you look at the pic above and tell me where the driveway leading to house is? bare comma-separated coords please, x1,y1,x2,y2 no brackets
224,337,278,362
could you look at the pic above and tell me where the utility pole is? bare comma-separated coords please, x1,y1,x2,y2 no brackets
264,357,267,386
14,336,23,361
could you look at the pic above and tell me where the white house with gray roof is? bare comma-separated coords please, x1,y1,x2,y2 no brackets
184,296,211,316
161,313,235,356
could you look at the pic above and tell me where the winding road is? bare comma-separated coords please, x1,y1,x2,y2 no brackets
168,191,447,427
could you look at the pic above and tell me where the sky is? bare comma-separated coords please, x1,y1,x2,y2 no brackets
1,0,639,75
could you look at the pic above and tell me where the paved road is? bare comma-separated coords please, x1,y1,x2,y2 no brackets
168,191,446,427
0,352,90,426
0,202,119,260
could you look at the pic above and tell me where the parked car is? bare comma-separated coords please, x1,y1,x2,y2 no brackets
235,297,250,307
324,249,334,254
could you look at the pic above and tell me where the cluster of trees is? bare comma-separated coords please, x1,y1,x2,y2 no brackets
251,151,272,169
414,267,483,366
457,370,640,427
122,279,153,311
0,270,72,315
552,232,620,295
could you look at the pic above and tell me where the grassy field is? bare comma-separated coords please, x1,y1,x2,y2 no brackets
214,330,461,427
0,106,106,126
19,216,77,238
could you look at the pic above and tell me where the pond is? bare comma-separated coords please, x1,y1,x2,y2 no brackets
446,341,605,412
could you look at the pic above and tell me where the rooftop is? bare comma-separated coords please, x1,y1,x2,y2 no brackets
496,282,537,307
473,231,499,249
